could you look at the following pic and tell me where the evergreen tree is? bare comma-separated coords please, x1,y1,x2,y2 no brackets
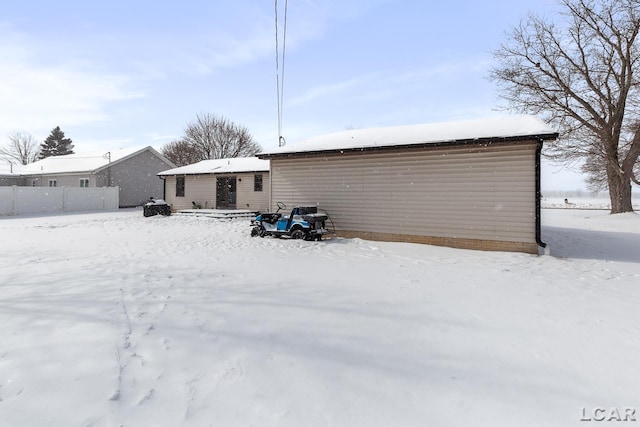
39,126,74,159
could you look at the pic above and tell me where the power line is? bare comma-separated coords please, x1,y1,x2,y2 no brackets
275,0,288,147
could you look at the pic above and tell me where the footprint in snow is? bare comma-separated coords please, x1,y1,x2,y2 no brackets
137,389,154,405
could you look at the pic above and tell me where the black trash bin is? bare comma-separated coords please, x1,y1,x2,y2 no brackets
143,198,171,217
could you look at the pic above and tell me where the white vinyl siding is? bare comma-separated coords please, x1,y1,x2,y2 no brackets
168,175,216,210
269,142,538,245
163,172,270,212
236,173,269,211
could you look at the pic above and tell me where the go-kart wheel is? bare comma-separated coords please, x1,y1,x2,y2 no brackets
250,227,260,237
290,229,305,240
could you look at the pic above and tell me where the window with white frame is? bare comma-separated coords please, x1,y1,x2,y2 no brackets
80,179,90,188
48,179,57,187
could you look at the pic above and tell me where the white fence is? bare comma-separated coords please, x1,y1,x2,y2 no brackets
0,186,120,216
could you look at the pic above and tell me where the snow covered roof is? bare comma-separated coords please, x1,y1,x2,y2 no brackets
157,157,269,176
0,163,25,176
259,115,558,157
19,146,167,175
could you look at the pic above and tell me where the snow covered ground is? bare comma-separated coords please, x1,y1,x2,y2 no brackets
542,195,640,211
1,206,639,426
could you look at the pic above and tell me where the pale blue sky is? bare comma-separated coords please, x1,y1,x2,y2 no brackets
1,0,588,190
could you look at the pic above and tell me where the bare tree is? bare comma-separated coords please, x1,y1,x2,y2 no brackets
490,0,640,213
184,113,261,159
162,113,261,166
161,139,203,167
1,132,41,165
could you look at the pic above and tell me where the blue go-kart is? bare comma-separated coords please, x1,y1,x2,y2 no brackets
250,202,332,241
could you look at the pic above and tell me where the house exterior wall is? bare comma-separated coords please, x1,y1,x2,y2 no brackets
163,172,270,211
0,176,26,186
96,150,173,207
20,151,172,207
268,142,539,253
236,172,269,211
164,174,216,210
24,174,93,188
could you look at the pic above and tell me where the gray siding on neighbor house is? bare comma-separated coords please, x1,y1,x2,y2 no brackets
268,142,538,251
22,150,172,207
163,172,270,211
0,176,26,186
95,150,171,207
27,174,94,188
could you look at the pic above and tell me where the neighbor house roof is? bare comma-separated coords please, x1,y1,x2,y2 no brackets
259,115,558,158
19,146,172,175
158,157,270,176
0,163,26,176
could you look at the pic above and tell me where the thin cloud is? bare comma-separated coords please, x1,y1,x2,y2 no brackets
393,57,492,83
288,72,383,106
169,0,392,77
287,57,491,108
0,29,144,138
146,133,180,142
179,29,276,76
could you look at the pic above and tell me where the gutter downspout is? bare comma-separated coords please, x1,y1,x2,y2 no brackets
535,138,546,250
268,167,273,211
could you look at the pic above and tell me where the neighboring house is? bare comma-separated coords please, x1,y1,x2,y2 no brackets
0,163,26,186
158,157,270,212
258,115,558,254
18,146,175,208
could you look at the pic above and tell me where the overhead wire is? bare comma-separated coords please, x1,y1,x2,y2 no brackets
275,0,288,147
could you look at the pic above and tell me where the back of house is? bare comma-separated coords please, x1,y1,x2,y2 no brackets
258,115,558,254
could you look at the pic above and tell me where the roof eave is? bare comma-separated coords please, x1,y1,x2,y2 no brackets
257,132,559,159
158,168,270,177
20,170,98,176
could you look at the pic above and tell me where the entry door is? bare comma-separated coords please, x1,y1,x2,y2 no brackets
216,177,237,208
